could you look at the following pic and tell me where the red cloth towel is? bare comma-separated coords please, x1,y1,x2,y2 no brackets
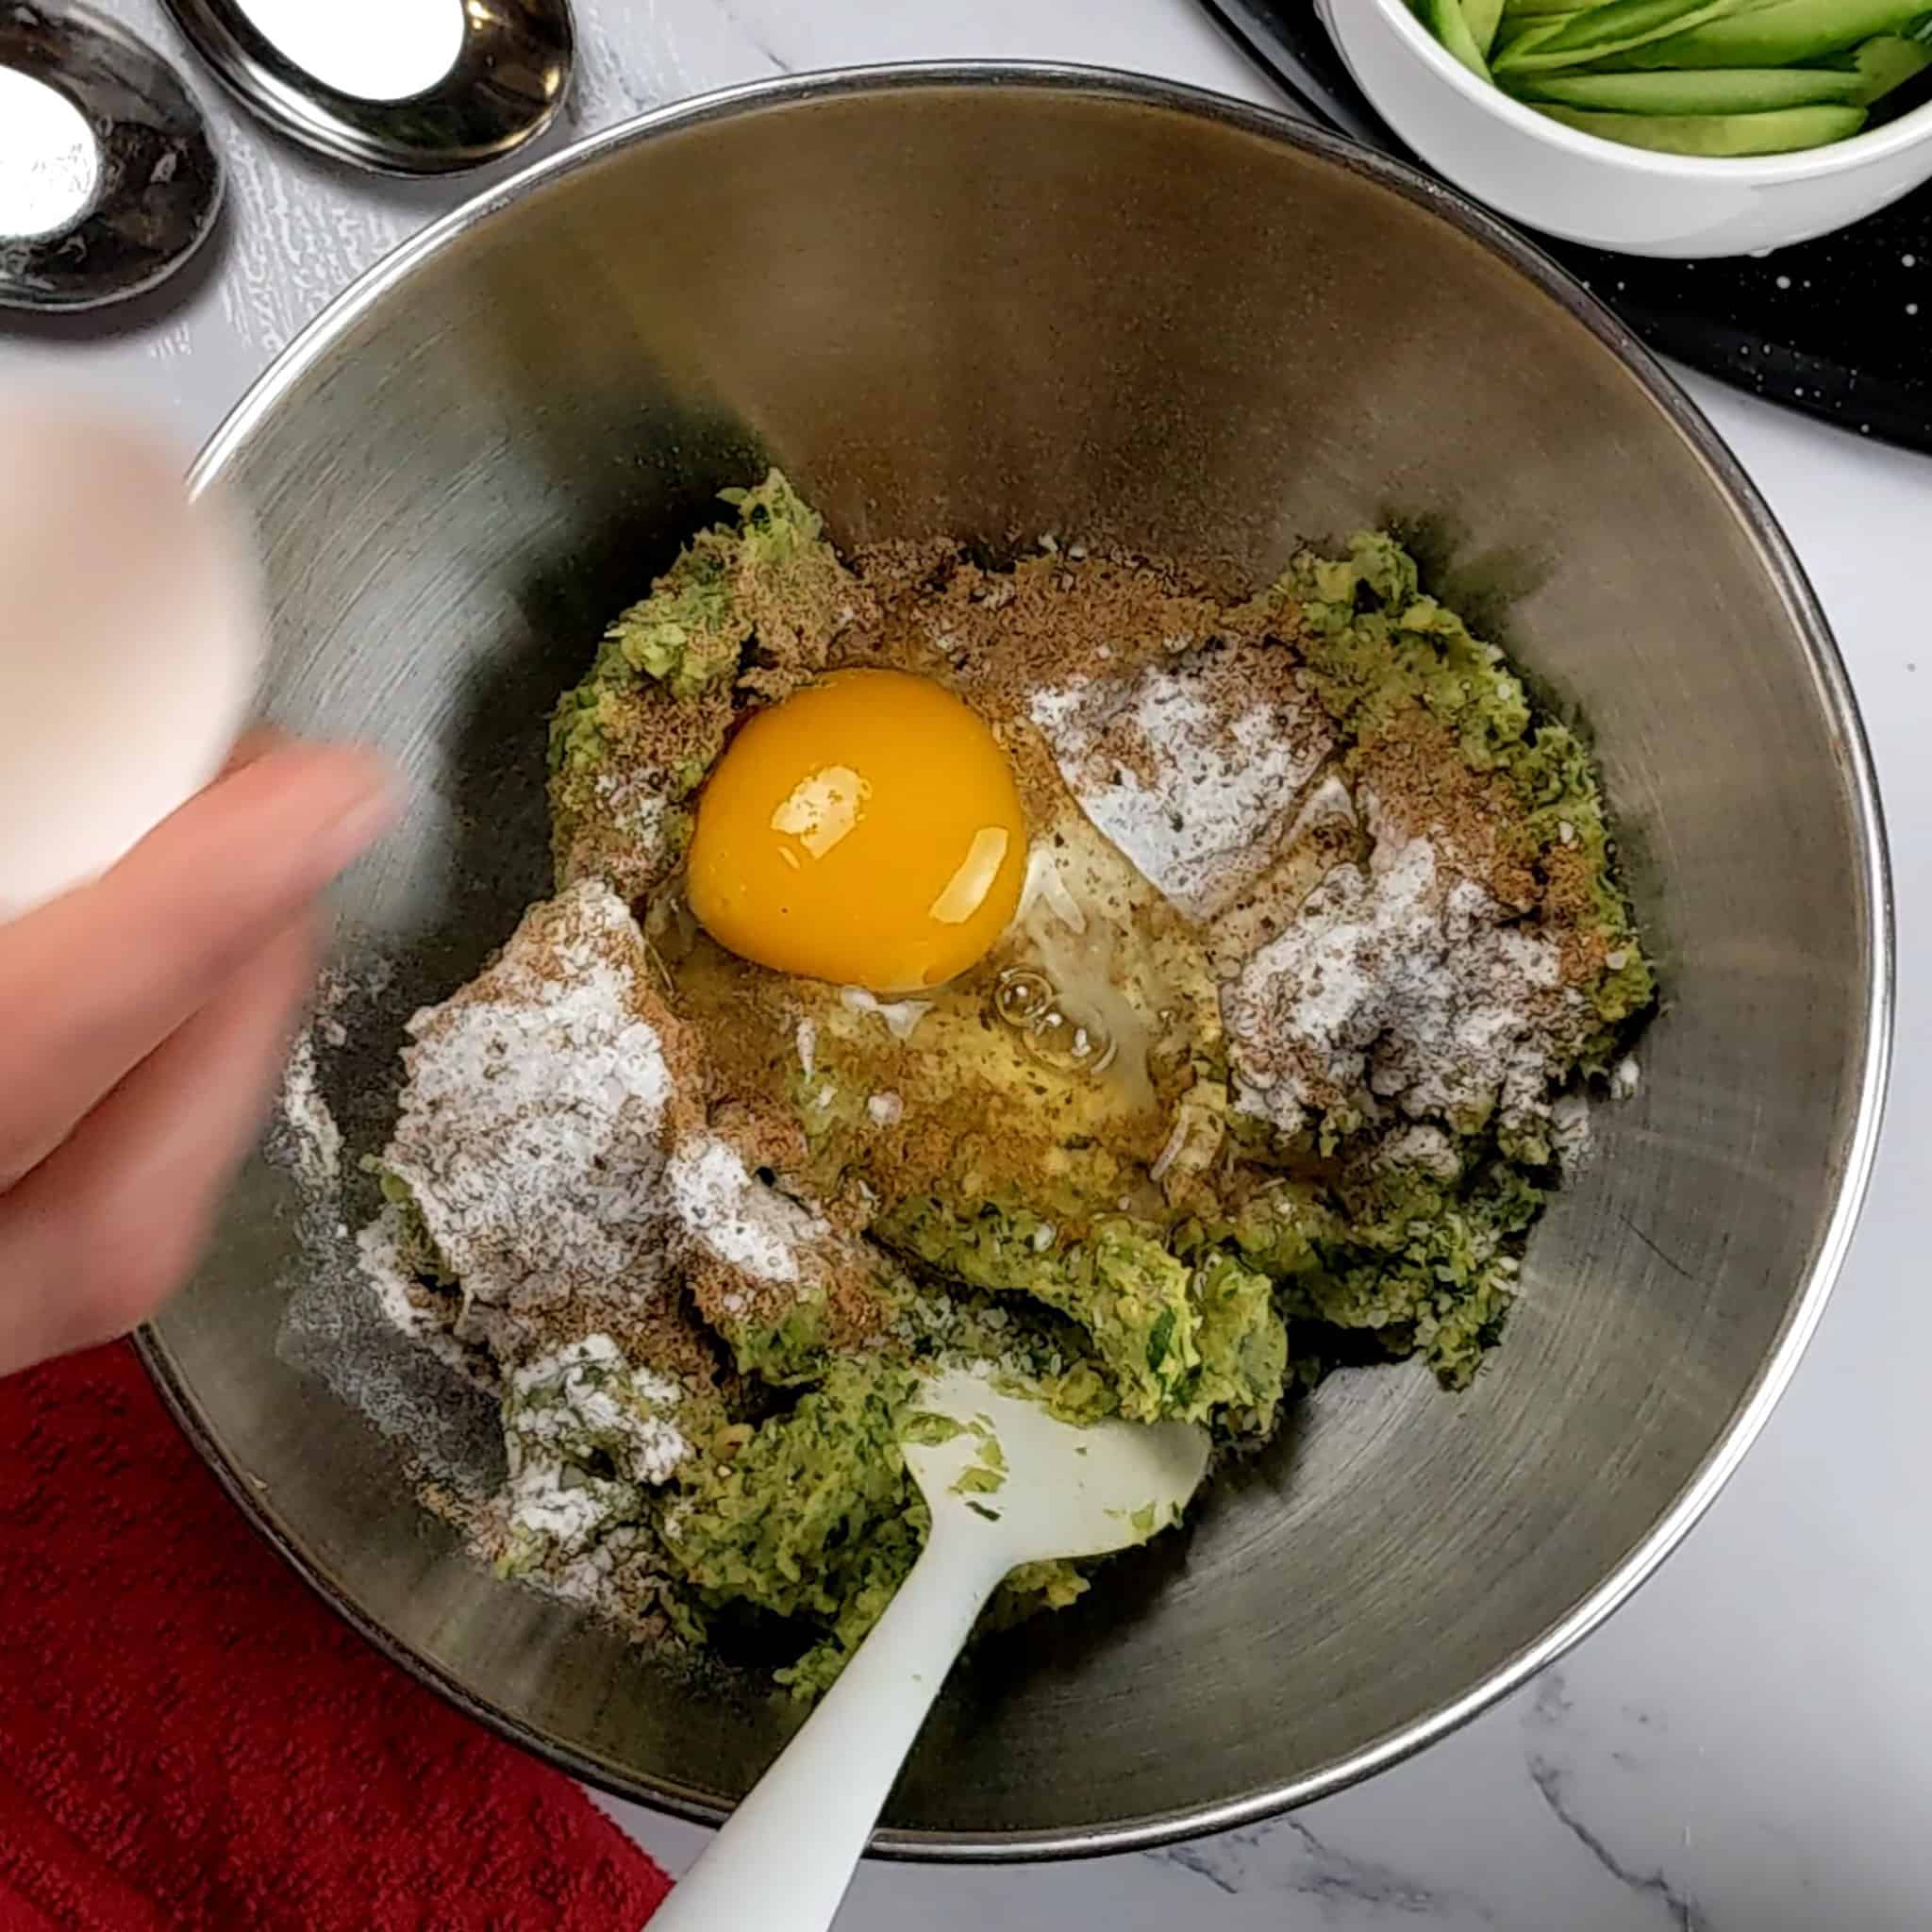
0,1342,673,1931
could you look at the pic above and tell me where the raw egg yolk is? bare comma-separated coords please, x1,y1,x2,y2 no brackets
686,668,1026,993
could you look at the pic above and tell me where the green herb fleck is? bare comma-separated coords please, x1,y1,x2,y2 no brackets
901,1412,967,1449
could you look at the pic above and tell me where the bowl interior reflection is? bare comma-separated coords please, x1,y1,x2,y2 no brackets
142,70,1886,1855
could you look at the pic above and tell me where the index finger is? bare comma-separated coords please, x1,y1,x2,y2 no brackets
0,740,394,1186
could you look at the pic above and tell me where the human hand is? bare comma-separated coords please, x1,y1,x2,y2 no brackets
0,735,395,1377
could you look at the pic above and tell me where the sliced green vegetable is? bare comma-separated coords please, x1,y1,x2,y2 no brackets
1495,0,1758,74
1594,1,1931,71
1491,0,1581,55
1491,17,1570,62
1838,31,1932,104
1417,0,1926,157
1462,0,1507,55
1413,0,1492,75
1507,65,1869,111
1533,101,1870,152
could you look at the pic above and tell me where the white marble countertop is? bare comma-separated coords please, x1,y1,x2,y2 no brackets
8,2,1930,1925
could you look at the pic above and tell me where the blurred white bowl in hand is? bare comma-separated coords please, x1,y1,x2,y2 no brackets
1320,0,1932,258
0,397,260,920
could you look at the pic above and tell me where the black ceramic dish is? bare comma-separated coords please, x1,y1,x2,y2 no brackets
1206,0,1932,456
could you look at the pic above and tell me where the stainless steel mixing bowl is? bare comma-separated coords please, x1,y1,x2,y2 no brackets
139,66,1891,1857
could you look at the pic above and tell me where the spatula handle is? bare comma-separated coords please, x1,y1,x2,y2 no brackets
649,1524,1012,1932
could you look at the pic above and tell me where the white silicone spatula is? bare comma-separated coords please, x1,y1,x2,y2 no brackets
0,393,261,922
652,1366,1210,1932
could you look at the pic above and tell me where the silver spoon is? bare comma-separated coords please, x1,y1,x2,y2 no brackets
0,3,222,314
160,0,575,176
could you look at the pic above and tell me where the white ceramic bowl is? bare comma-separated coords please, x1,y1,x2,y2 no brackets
1322,0,1932,258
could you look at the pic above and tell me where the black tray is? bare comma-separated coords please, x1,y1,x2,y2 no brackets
1205,0,1932,457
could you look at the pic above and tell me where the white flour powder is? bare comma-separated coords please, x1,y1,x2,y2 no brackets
508,1335,688,1485
838,985,932,1041
666,1135,825,1298
1030,648,1334,919
504,1457,617,1552
382,881,679,1322
277,1027,341,1188
592,770,675,867
1224,809,1578,1138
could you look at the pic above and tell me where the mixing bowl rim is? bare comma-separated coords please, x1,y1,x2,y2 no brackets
139,59,1895,1862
